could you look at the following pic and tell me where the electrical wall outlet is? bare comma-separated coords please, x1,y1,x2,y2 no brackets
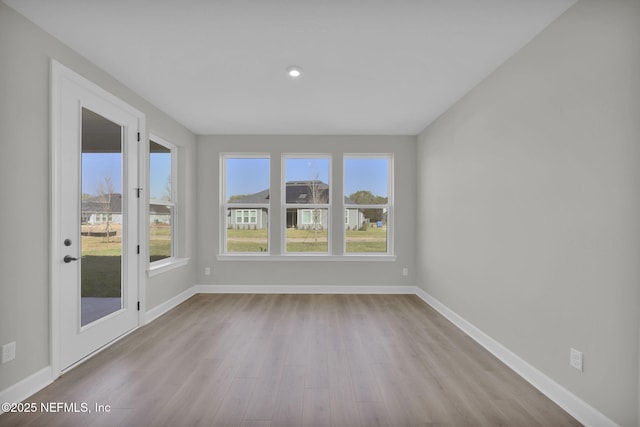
205,267,211,276
402,267,408,277
1,341,16,364
570,348,583,372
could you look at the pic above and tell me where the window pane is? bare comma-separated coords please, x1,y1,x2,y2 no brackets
286,208,328,253
150,141,171,201
224,157,270,254
285,157,330,204
226,158,270,203
346,208,387,253
149,205,172,262
344,158,389,204
226,208,268,253
149,139,174,263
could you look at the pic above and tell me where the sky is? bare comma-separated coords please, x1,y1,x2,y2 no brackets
82,153,122,196
226,157,389,199
82,154,388,200
344,158,389,197
149,152,171,200
81,152,171,200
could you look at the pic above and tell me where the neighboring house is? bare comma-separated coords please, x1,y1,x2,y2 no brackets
344,198,366,230
227,181,372,230
285,180,329,229
150,203,171,224
81,193,122,225
227,188,269,230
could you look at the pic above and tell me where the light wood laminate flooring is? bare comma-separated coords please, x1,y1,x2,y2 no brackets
0,294,582,426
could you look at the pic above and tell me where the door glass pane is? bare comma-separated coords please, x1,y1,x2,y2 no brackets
80,108,123,326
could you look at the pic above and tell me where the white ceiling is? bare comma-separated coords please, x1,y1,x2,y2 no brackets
4,0,575,135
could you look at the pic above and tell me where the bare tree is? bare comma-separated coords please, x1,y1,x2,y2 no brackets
96,176,115,243
308,168,322,243
163,174,172,201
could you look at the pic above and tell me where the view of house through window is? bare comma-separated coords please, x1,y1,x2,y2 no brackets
344,157,391,253
149,138,175,263
284,157,331,253
220,153,392,256
224,156,270,253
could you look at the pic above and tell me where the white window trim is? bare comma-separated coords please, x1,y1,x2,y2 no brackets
283,154,332,254
148,134,178,269
217,254,396,262
148,256,190,276
221,154,271,254
217,152,395,260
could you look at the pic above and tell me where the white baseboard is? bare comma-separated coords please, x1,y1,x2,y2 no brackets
194,284,416,295
413,287,618,427
0,366,53,412
144,286,196,324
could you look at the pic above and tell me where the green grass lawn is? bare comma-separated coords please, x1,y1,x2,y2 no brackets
345,241,387,252
226,228,269,252
81,235,122,297
225,227,387,253
346,227,387,253
81,255,121,297
80,225,387,298
227,228,269,238
285,228,328,252
150,224,172,260
80,230,174,297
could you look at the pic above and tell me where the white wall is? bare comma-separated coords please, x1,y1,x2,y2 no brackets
0,2,196,392
416,0,640,426
197,135,416,288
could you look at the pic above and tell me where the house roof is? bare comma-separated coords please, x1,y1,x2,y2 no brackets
230,181,329,205
150,203,171,215
82,193,122,213
229,189,270,204
285,181,328,204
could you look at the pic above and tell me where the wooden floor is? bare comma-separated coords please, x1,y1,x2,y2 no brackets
0,294,581,427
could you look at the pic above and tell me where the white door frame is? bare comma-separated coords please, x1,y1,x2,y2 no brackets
50,59,146,377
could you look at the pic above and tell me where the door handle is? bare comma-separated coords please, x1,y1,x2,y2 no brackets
64,255,79,263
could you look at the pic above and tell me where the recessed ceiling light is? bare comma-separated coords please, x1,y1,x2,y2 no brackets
286,66,302,78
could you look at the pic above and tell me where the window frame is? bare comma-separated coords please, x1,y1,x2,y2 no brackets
148,134,177,267
282,154,332,255
217,152,395,261
343,154,394,256
221,154,271,255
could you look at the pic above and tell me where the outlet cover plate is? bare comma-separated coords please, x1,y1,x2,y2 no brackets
1,342,16,364
570,348,583,372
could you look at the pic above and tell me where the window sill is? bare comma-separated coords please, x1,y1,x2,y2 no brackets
216,254,396,262
148,257,190,277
